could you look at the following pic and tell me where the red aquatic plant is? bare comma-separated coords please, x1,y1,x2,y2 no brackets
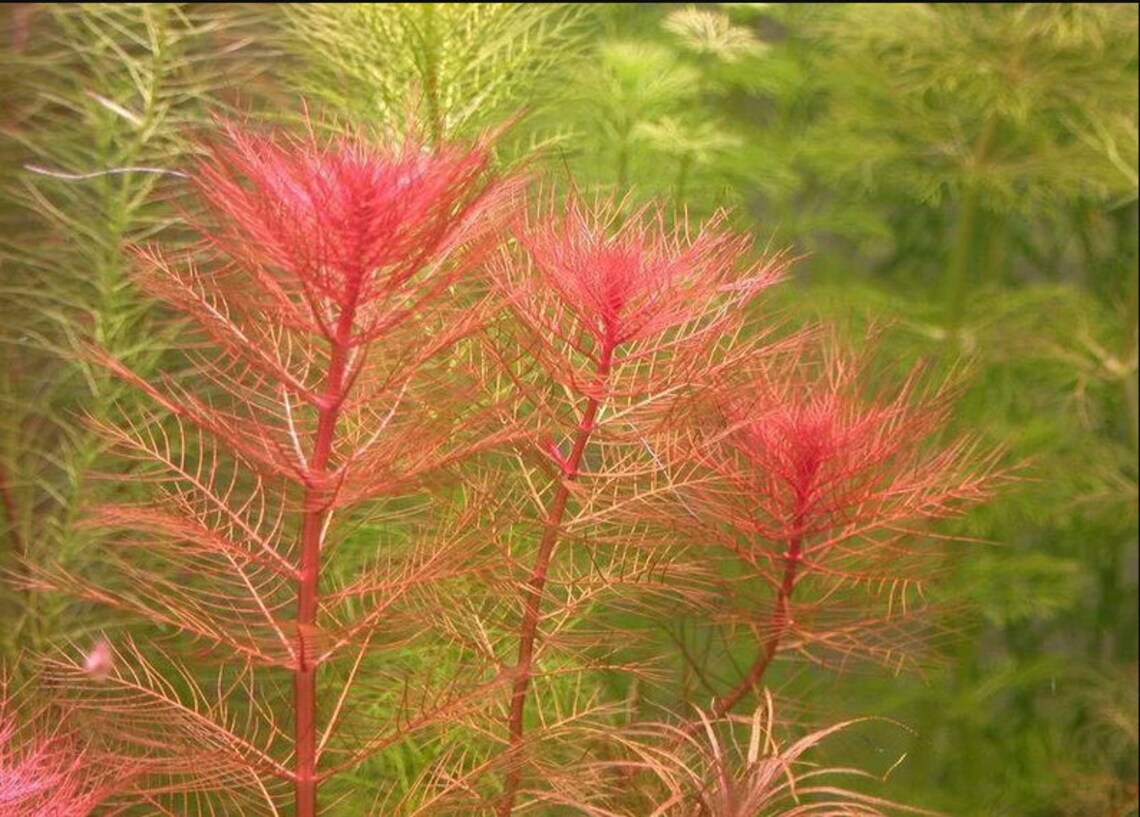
23,118,999,817
608,695,936,817
33,122,516,816
490,193,786,814
671,347,996,724
0,668,136,816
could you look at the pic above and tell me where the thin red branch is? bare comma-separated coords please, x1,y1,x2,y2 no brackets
500,348,613,817
705,532,803,728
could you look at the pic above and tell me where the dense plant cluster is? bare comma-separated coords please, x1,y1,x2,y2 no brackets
1,4,1134,816
0,116,991,815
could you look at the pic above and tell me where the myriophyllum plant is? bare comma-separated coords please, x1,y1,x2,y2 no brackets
619,694,934,817
32,123,515,815
481,194,993,813
669,349,995,728
23,119,995,816
490,195,786,813
1,671,129,817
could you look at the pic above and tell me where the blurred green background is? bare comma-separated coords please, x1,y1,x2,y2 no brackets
1,4,1135,815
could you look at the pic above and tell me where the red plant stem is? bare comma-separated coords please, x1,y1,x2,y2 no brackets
709,534,801,722
702,501,811,724
295,296,359,817
499,348,613,817
683,505,807,736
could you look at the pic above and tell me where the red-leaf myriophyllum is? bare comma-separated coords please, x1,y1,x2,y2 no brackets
0,670,133,817
36,123,516,817
24,117,1001,816
675,348,997,725
492,194,787,814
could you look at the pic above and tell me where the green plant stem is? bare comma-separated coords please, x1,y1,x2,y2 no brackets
674,151,692,212
420,4,443,145
615,118,632,192
500,347,613,817
945,188,979,336
1126,261,1139,452
946,117,998,336
9,154,141,657
0,463,23,564
0,461,26,658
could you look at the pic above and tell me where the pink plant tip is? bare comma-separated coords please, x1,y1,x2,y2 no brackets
82,639,113,681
